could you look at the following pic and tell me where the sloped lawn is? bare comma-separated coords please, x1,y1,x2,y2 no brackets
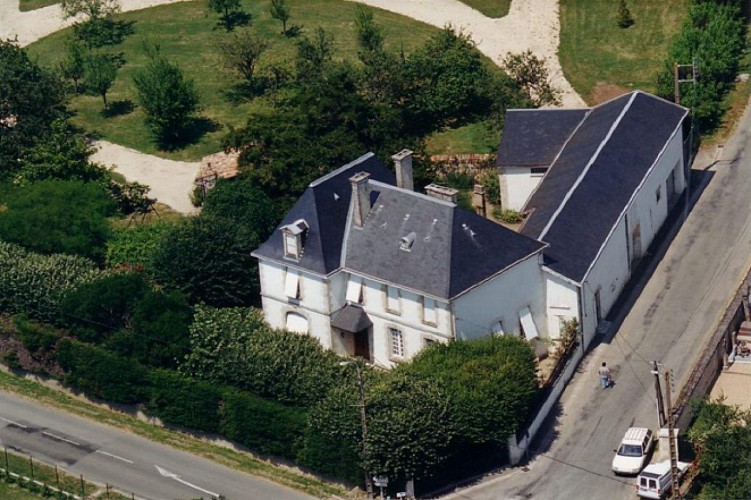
559,0,687,104
458,0,511,18
27,0,439,160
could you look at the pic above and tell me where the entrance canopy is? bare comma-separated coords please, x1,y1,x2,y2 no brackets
331,304,373,333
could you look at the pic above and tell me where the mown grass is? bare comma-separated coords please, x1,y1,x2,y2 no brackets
27,0,439,161
425,121,498,155
18,0,57,12
0,370,345,498
559,0,688,104
0,481,40,500
457,0,511,18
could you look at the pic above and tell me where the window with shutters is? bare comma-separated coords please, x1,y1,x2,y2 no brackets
284,268,301,301
346,275,364,304
422,296,437,325
386,286,401,314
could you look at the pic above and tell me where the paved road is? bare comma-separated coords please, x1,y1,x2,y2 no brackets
0,391,311,500
446,103,751,500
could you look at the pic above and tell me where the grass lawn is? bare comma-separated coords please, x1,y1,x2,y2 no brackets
425,121,498,155
457,0,511,18
0,482,41,500
18,0,57,11
27,0,440,161
559,0,688,105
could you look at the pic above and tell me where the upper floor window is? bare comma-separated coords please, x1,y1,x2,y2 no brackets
530,167,547,176
386,285,401,314
423,296,437,325
281,219,308,261
389,327,404,357
284,267,301,301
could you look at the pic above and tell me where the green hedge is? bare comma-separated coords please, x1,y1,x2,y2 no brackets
0,241,99,322
146,369,222,433
56,339,149,404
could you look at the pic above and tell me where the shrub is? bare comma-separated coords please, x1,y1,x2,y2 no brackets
14,316,61,361
146,369,222,432
616,0,634,29
105,221,175,270
219,388,307,458
496,209,522,224
0,180,116,262
56,339,149,403
181,306,343,407
0,241,99,322
480,170,501,205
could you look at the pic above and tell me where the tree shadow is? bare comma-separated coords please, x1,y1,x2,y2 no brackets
101,99,134,118
216,11,252,32
221,78,272,104
158,117,223,151
285,24,303,38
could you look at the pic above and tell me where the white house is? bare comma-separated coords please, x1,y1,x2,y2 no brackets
252,152,547,367
507,91,688,348
253,90,688,366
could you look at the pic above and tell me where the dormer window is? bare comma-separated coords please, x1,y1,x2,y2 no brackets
282,219,308,260
399,231,416,251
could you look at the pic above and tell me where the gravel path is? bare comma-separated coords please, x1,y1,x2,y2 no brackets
2,0,585,213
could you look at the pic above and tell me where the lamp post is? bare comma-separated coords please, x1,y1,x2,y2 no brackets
340,360,374,498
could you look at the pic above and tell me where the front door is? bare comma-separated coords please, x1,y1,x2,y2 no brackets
354,328,371,361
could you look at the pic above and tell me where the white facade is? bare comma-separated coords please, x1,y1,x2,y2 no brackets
499,166,547,211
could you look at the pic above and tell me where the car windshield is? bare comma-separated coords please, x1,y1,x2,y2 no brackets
618,444,643,457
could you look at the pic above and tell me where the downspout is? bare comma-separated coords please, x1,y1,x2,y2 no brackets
577,283,586,352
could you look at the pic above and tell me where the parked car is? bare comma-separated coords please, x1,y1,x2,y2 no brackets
636,460,689,499
611,427,654,475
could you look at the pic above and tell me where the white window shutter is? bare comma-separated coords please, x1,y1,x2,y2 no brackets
286,312,309,333
519,306,539,340
284,268,300,299
423,297,437,324
387,286,400,312
346,275,363,304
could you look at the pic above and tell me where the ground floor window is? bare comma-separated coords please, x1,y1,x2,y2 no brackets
286,312,309,333
389,327,404,357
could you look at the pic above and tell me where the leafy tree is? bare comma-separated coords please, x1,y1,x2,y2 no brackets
501,50,561,107
60,272,150,342
106,220,176,269
269,0,291,35
207,0,248,31
217,29,268,89
0,40,68,181
84,52,118,109
0,180,116,262
14,119,107,186
616,0,634,28
295,27,334,78
61,0,120,20
133,48,200,147
401,336,538,445
60,40,86,93
202,176,279,235
688,399,751,498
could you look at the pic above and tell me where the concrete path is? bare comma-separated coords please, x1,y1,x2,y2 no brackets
349,0,586,108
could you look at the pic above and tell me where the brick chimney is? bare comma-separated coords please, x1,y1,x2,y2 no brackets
350,172,371,228
425,183,458,204
392,149,414,191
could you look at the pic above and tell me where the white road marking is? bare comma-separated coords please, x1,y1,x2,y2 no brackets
155,465,220,498
95,450,134,464
0,417,27,429
41,431,80,447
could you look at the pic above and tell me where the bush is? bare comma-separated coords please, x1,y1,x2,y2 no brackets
496,209,522,224
219,388,307,459
146,369,222,432
106,221,175,270
0,180,117,262
180,306,343,407
14,316,61,361
480,170,501,205
56,339,149,403
0,241,99,322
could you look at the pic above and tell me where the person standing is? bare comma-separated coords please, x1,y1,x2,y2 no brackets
598,362,612,388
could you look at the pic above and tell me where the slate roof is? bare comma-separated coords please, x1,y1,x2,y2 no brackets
331,304,373,332
497,109,588,168
519,91,687,283
343,181,546,299
252,152,395,275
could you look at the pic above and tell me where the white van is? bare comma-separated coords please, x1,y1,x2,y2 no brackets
612,427,654,475
636,461,689,499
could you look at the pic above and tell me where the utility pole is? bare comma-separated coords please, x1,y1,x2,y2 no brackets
673,59,698,106
664,369,680,499
341,360,374,498
652,361,667,428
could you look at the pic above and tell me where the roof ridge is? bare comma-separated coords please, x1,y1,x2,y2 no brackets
538,91,638,240
309,152,375,187
368,180,458,207
445,206,457,298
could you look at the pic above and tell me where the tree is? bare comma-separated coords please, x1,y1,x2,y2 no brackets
84,52,118,109
132,48,200,147
270,0,291,35
0,40,68,181
295,28,334,78
354,5,383,54
15,119,107,186
616,0,634,28
217,29,268,90
61,0,120,21
501,50,561,107
401,336,538,446
60,40,86,93
202,176,279,235
207,0,248,31
0,180,116,262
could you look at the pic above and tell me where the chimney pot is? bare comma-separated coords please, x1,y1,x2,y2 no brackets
425,183,459,204
349,172,371,228
392,149,414,191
